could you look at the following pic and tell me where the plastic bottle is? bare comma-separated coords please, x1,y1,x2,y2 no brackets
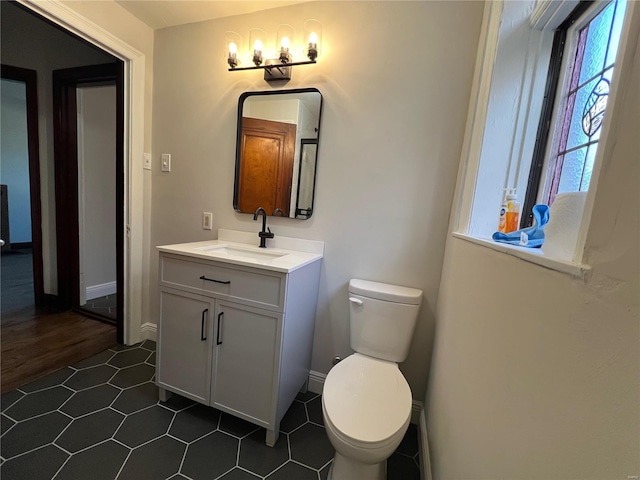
505,188,520,233
497,189,508,233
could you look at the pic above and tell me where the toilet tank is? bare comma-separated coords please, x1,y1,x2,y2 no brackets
348,279,422,363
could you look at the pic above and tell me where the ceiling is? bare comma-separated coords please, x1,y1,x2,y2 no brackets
114,1,310,30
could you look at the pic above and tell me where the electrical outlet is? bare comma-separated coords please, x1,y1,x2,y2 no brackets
143,153,152,170
202,212,213,230
161,153,171,172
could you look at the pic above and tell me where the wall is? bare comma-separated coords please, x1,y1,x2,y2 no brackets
0,2,115,294
426,7,640,479
77,84,117,298
0,79,32,243
150,1,484,399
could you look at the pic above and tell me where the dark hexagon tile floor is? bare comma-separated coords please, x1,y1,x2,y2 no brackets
0,342,421,479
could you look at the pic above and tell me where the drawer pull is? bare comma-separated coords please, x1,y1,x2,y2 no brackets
200,275,231,285
201,308,208,341
217,312,224,345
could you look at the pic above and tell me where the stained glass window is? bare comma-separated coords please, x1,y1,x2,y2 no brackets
548,0,627,204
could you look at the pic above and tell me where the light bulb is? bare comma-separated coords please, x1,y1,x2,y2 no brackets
307,32,318,61
227,41,238,68
308,32,318,46
279,36,291,63
253,39,263,66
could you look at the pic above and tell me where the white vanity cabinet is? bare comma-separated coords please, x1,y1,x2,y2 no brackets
156,240,322,446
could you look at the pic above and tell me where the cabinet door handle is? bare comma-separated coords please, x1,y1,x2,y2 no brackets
200,275,231,285
201,308,208,341
216,312,224,345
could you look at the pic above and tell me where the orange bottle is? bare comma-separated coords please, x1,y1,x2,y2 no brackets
504,189,520,233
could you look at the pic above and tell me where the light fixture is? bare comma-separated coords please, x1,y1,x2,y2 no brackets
225,31,242,69
304,20,321,62
227,21,322,83
277,24,294,64
249,28,266,66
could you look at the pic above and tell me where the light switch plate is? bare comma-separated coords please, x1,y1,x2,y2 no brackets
143,153,152,170
161,153,171,172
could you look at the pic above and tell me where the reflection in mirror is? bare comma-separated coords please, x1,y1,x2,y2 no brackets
234,88,322,219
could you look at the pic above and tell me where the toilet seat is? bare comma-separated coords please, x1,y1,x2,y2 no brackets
323,353,411,447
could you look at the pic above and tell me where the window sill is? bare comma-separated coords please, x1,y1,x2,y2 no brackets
451,233,591,278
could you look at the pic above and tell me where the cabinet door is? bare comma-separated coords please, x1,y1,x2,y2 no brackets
157,289,214,404
211,301,281,425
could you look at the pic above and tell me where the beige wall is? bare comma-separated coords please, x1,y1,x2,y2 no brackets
78,85,117,293
150,1,484,399
426,8,640,479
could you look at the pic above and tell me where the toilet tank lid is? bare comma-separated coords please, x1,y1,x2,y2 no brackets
349,279,422,305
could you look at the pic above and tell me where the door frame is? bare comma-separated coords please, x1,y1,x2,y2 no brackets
0,64,45,306
20,0,147,344
53,63,124,342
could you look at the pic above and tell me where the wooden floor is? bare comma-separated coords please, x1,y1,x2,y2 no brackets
1,306,117,393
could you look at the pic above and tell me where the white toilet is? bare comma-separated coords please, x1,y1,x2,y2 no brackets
322,279,422,480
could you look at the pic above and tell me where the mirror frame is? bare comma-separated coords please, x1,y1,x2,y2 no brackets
233,87,323,219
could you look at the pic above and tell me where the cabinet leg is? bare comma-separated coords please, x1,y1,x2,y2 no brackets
158,387,172,402
265,428,279,447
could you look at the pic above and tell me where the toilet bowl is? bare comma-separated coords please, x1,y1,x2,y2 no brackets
322,279,421,480
322,355,412,480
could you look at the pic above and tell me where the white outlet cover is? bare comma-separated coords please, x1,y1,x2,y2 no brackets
203,212,213,230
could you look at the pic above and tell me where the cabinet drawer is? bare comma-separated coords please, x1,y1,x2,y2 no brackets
160,254,284,309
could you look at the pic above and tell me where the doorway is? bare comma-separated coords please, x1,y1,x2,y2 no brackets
2,0,146,349
238,117,297,216
53,63,124,343
0,65,45,316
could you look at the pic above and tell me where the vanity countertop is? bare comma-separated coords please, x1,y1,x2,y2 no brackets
157,230,324,273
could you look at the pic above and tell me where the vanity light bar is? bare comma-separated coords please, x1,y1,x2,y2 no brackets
228,60,316,82
226,21,321,83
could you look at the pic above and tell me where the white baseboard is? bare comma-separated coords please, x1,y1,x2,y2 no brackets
140,322,157,342
411,400,423,425
419,407,433,480
86,281,117,300
308,370,326,394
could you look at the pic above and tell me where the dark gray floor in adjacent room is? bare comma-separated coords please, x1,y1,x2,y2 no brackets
82,294,117,321
0,341,421,480
1,249,34,316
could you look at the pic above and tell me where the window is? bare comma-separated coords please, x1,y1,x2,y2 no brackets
522,0,628,225
453,0,634,272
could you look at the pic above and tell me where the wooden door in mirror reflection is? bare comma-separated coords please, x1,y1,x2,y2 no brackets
238,118,296,216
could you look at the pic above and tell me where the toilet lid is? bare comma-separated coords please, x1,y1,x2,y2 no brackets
323,354,411,444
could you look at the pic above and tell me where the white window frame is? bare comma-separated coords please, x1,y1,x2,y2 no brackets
452,0,638,276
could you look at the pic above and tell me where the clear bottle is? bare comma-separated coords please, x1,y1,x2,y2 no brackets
497,189,508,233
505,188,520,233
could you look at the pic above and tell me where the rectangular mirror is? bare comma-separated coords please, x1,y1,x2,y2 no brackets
234,88,323,219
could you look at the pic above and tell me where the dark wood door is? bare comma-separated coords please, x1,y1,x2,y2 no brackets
238,117,296,216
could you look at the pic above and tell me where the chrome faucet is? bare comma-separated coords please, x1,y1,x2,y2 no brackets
253,207,274,248
272,208,285,217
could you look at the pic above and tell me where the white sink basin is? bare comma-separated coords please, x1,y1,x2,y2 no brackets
158,231,324,273
195,244,287,261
